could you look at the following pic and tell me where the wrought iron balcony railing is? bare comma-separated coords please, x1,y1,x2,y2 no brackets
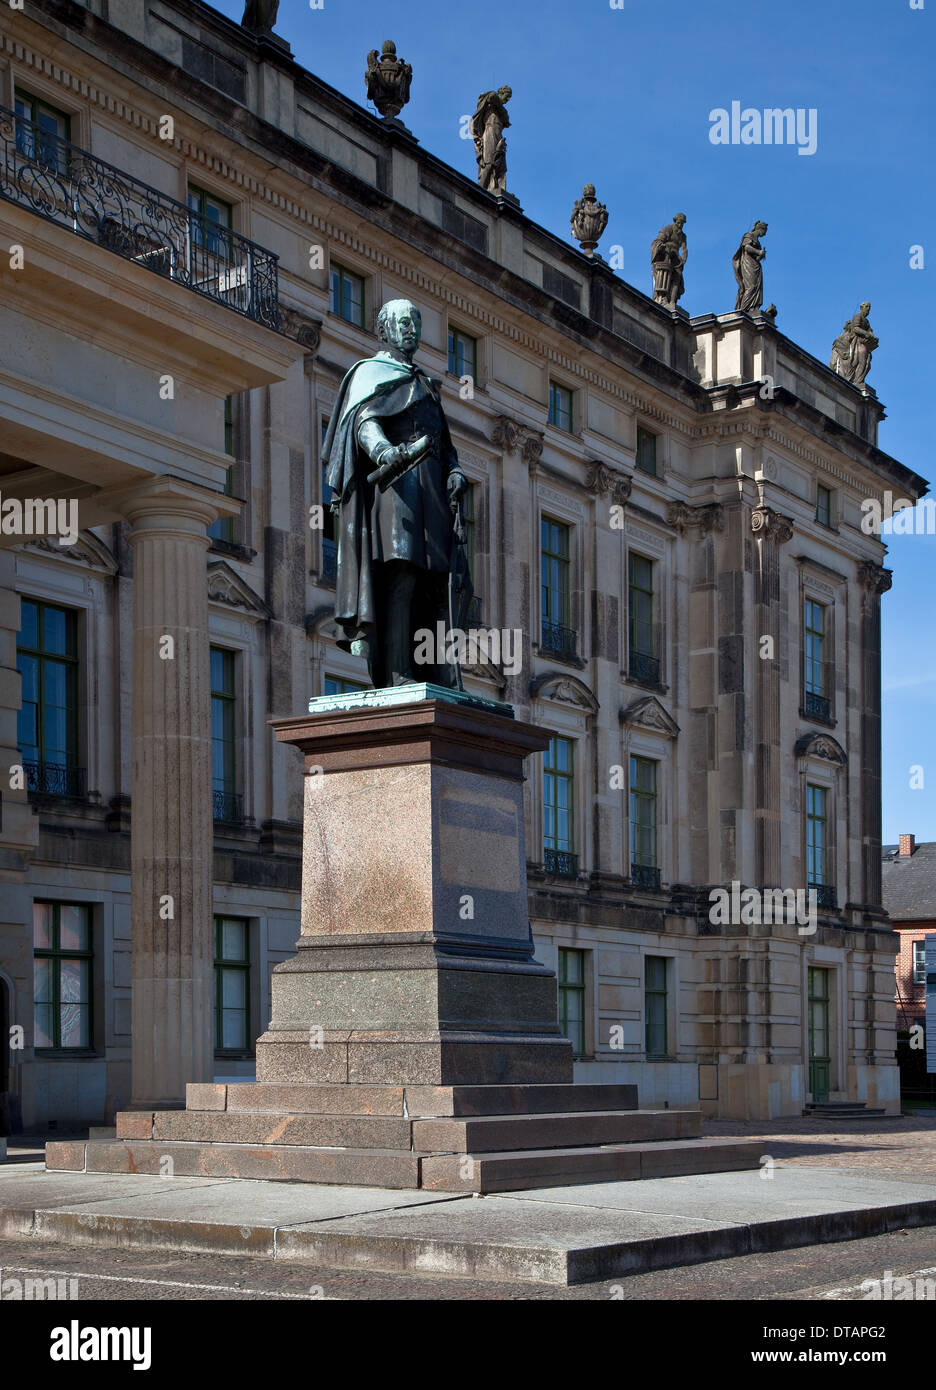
213,789,244,823
810,882,838,911
0,107,279,328
630,862,662,892
544,847,578,878
541,619,578,661
629,650,661,687
803,689,832,722
23,760,86,798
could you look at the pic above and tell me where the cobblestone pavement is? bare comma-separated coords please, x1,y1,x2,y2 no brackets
703,1113,936,1176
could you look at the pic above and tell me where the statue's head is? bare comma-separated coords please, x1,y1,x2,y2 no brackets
497,85,512,104
673,212,686,227
377,298,421,359
753,220,768,236
860,300,871,315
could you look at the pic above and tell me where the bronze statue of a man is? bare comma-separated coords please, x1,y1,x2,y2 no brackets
323,299,471,689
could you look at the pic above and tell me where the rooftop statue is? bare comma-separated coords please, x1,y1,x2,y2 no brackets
471,87,512,195
570,184,609,257
241,0,279,33
732,220,768,314
830,302,878,388
650,213,688,309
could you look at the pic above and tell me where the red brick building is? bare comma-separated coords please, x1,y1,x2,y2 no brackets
882,836,936,1032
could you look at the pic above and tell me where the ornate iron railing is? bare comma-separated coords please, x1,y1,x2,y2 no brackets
23,760,86,798
804,689,832,722
213,789,244,823
811,882,838,911
544,847,579,878
0,106,279,328
541,619,577,661
630,862,662,892
629,650,661,687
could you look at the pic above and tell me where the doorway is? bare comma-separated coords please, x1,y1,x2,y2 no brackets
808,966,831,1102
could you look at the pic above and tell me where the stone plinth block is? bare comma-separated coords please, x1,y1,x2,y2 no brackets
266,690,573,1086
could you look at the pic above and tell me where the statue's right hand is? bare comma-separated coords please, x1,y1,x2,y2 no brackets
403,434,431,463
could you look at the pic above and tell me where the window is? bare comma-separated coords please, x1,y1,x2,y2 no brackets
17,600,82,796
803,599,830,720
210,647,239,821
14,90,70,173
541,517,575,657
208,396,236,543
636,427,658,477
323,675,368,697
628,552,658,685
913,940,927,987
645,956,668,1058
33,902,92,1051
630,755,659,890
548,381,574,432
448,327,477,381
806,783,835,908
462,483,482,623
558,948,586,1056
543,735,576,876
330,264,365,327
319,416,338,582
807,966,831,1101
816,485,832,528
214,916,250,1054
187,184,233,262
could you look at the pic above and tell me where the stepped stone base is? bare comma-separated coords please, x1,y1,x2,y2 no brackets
48,1081,762,1194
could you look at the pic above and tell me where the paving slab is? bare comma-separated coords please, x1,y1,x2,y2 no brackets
3,1162,936,1285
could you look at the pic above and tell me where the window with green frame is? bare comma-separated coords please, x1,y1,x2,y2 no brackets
329,264,365,327
323,674,368,696
543,735,574,854
805,783,829,886
33,902,92,1051
17,600,80,795
558,947,586,1056
804,599,828,698
208,396,236,543
644,955,668,1057
548,381,574,432
636,426,658,476
448,326,477,381
628,553,654,659
214,916,250,1054
541,517,571,628
629,755,658,868
187,183,233,261
14,90,71,173
210,647,237,818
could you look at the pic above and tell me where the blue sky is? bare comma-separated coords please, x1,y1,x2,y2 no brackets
215,0,935,839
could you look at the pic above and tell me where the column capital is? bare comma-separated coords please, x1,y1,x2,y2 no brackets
750,505,793,544
856,559,893,596
104,475,239,537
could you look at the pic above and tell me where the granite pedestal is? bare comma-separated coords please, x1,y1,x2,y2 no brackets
61,687,760,1192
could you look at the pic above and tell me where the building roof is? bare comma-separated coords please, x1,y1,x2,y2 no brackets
882,842,936,921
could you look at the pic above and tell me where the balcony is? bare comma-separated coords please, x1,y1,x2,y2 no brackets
810,882,838,911
630,862,662,892
628,651,661,687
0,106,278,328
213,790,244,823
803,689,832,722
544,848,579,878
541,619,578,662
23,760,86,798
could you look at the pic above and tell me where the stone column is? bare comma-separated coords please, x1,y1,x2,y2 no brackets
857,560,892,913
751,505,793,888
118,478,233,1108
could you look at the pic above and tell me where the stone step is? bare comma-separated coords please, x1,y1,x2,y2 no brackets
412,1108,699,1153
421,1138,765,1193
184,1080,639,1118
803,1106,887,1118
47,1134,761,1193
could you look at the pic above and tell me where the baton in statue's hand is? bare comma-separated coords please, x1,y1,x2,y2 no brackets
366,434,431,491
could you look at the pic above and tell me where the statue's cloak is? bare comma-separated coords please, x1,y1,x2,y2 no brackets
322,352,471,653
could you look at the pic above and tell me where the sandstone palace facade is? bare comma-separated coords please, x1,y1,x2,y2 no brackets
0,0,923,1130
